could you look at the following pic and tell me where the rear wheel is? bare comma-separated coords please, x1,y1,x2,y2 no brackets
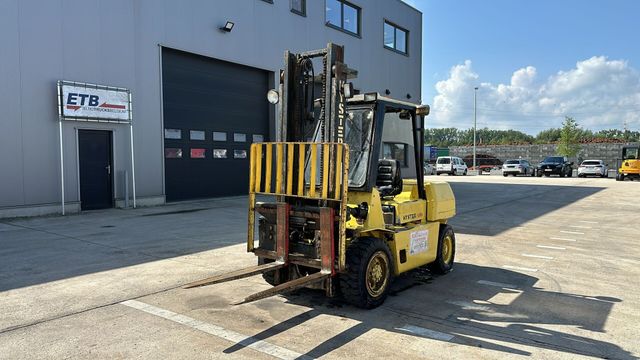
463,170,467,176
503,173,508,177
428,225,456,274
340,238,393,309
616,173,624,181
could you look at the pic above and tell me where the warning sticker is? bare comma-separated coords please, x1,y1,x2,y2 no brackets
409,230,429,254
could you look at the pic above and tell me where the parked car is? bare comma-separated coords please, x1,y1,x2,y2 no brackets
470,165,494,175
502,159,533,176
578,159,608,178
536,156,574,177
436,156,468,176
423,163,435,175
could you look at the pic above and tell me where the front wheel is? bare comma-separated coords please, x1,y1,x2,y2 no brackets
339,238,393,309
616,173,624,181
463,170,467,176
428,225,456,274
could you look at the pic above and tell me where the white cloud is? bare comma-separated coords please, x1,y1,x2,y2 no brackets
429,56,640,134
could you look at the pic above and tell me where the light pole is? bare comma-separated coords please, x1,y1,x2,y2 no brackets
473,86,478,172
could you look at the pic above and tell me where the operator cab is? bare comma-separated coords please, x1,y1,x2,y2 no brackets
345,93,430,226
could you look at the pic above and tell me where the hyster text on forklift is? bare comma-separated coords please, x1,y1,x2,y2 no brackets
185,43,457,309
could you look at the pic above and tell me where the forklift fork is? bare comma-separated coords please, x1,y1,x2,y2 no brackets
183,203,335,304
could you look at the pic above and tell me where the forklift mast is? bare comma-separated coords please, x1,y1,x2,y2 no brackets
278,43,351,144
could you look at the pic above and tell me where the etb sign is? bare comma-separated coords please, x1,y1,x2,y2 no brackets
60,83,130,121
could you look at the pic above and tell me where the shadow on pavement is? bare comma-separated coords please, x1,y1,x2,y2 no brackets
222,263,632,359
448,182,606,236
0,197,248,292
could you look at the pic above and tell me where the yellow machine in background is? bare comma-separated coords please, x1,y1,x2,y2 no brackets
185,44,457,309
617,145,640,181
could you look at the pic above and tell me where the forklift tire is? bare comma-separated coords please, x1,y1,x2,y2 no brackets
258,257,286,286
339,238,393,309
428,225,456,275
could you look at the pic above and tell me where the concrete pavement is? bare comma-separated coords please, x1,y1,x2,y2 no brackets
1,176,638,359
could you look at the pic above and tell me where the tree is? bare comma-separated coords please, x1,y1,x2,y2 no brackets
556,116,582,157
535,128,561,143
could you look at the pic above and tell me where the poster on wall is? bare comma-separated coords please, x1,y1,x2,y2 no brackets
58,81,131,122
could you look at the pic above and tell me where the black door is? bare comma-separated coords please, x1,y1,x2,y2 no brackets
162,47,270,202
78,130,113,210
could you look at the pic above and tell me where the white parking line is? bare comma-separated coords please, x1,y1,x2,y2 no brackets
446,300,491,311
569,225,591,229
537,245,566,250
395,324,455,341
521,253,554,260
560,230,584,235
502,265,538,272
121,300,310,360
579,221,599,224
477,280,518,289
549,237,577,242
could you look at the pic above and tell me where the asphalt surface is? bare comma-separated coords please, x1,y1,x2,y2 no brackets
1,175,638,359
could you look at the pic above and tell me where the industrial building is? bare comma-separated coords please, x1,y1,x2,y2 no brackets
0,0,422,217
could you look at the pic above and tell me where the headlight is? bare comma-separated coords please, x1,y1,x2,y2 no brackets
267,89,280,104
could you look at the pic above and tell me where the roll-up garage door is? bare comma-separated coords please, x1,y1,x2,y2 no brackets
162,48,270,202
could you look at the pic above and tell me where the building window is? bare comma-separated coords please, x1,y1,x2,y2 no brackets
234,150,247,159
213,149,227,158
164,129,182,140
383,142,407,167
291,0,306,16
213,132,227,141
190,130,205,141
384,20,408,54
164,148,183,159
252,134,264,143
190,148,206,159
326,0,361,36
234,133,247,142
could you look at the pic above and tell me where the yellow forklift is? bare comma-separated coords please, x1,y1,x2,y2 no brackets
185,43,457,308
616,145,640,181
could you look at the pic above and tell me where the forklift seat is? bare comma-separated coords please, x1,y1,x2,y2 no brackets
376,159,403,198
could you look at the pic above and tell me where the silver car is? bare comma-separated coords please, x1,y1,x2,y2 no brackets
578,160,608,178
502,159,533,176
423,163,435,175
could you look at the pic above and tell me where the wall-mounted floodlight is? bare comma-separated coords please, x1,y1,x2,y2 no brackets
220,21,234,32
267,89,280,104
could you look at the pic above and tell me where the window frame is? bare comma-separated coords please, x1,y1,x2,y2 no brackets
290,0,306,16
325,0,361,38
383,142,408,167
260,0,273,4
383,19,409,56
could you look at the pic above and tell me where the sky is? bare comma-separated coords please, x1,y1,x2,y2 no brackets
402,0,640,135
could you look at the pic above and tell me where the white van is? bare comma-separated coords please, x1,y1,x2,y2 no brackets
436,156,468,176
